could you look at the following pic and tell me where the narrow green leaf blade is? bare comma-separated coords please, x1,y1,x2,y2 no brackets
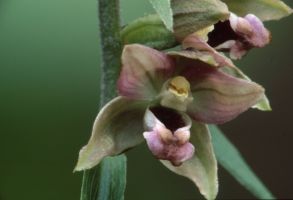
209,125,275,199
97,156,127,200
80,155,126,200
222,0,293,21
149,0,173,31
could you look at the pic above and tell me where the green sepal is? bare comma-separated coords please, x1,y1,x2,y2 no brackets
171,0,230,41
74,97,148,171
121,14,177,50
222,0,293,21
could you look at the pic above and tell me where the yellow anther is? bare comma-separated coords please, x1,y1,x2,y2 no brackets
168,76,190,98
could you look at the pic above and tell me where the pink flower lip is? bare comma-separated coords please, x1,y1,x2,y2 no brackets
143,106,195,166
207,13,271,59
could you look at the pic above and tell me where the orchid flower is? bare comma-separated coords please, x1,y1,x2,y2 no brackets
75,44,265,199
185,13,271,60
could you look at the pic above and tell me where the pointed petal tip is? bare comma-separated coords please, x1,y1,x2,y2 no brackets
73,161,83,172
73,162,95,172
73,144,105,172
252,94,272,111
73,164,86,173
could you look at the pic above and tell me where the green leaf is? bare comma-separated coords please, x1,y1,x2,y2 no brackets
222,0,293,21
121,14,177,50
209,125,275,199
74,97,147,171
171,0,230,41
81,155,126,200
161,122,218,200
149,0,173,31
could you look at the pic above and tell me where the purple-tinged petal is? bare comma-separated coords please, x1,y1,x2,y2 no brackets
74,97,148,171
227,13,271,59
183,30,217,52
243,14,271,47
220,65,271,111
144,131,194,166
174,33,235,67
229,12,253,35
179,61,265,124
117,44,175,100
143,107,194,166
208,13,271,59
161,121,218,200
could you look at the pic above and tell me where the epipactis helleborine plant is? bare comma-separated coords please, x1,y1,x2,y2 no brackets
75,24,267,198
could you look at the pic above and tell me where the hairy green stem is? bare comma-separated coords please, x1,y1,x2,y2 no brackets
99,0,122,104
80,0,126,200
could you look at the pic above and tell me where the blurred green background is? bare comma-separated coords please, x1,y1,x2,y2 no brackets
0,0,292,199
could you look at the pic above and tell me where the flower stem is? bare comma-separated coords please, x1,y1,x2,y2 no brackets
80,0,127,200
99,0,122,104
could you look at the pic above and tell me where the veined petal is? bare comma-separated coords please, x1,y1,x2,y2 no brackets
168,50,233,69
161,121,218,200
180,62,265,124
143,106,194,166
220,65,271,111
118,44,175,100
74,97,148,171
172,0,229,41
